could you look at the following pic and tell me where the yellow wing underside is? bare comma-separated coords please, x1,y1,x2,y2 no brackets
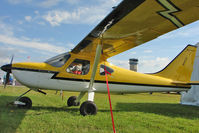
71,0,199,58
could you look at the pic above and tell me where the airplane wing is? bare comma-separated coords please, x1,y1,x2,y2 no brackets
71,0,199,59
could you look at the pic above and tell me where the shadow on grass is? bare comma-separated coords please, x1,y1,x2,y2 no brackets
0,95,28,133
115,102,199,119
31,106,79,116
0,95,81,133
20,102,199,120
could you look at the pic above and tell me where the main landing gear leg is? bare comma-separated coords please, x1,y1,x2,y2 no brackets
78,44,102,116
67,92,86,107
80,90,97,116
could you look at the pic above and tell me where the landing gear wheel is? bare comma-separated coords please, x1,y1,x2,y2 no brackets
67,96,80,107
80,101,97,116
17,96,32,109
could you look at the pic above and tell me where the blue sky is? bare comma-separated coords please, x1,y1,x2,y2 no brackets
0,0,199,77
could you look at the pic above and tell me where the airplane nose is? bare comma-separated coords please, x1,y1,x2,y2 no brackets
1,64,12,73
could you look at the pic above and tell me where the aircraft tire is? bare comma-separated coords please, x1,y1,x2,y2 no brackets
17,96,32,109
80,101,97,116
67,96,80,107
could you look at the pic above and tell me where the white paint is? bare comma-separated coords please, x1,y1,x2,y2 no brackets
14,101,25,105
88,91,95,101
13,70,188,93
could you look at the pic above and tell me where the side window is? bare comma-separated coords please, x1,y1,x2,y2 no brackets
66,59,90,75
100,65,114,75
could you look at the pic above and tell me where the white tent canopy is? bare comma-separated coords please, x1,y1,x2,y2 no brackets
181,43,199,106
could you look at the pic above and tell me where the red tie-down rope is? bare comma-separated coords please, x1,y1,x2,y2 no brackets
104,66,116,133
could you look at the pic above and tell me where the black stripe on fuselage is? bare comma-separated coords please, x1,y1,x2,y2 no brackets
12,67,189,89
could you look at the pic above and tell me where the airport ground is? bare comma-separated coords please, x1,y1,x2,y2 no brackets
0,86,199,133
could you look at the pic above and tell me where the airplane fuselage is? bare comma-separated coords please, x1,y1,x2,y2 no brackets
11,52,190,93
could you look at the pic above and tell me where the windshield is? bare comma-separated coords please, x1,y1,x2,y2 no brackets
45,52,71,67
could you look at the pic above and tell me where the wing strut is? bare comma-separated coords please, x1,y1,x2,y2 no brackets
88,44,102,92
87,44,102,101
86,20,116,132
87,19,114,96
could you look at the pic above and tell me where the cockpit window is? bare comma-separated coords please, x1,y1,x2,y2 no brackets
45,53,71,67
100,65,114,75
66,59,90,75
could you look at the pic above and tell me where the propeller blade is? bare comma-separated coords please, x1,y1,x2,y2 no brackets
2,55,14,88
10,55,14,64
4,72,10,88
3,80,6,89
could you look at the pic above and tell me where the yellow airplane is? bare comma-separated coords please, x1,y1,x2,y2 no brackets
1,0,199,116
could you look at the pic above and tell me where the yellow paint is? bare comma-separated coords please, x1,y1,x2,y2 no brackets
13,62,60,72
153,45,196,82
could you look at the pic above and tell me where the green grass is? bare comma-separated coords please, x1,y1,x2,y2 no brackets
0,86,199,133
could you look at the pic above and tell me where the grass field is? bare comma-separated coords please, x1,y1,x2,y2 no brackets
0,86,199,133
